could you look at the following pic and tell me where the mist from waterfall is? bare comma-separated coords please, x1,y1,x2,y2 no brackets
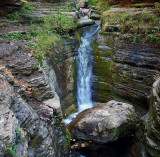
64,24,100,124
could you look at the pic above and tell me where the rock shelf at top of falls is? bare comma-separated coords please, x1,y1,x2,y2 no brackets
77,18,95,28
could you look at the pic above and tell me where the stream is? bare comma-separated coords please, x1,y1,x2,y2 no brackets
66,24,140,157
64,24,100,124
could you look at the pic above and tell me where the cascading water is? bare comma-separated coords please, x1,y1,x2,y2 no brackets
77,28,94,111
64,24,100,124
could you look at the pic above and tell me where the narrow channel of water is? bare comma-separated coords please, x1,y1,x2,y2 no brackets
64,24,99,124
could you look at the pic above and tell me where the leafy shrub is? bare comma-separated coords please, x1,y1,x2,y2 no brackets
34,32,61,64
155,2,160,8
6,144,16,157
101,11,160,42
2,32,30,41
28,11,77,63
60,3,75,12
42,12,77,35
88,0,110,14
8,2,36,20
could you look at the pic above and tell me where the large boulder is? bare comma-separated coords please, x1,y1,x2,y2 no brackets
68,100,137,143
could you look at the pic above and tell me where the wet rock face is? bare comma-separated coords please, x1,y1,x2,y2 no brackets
92,33,160,109
142,77,160,157
68,100,137,143
0,38,69,156
49,37,79,113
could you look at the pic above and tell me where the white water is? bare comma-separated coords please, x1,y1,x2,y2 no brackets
64,24,100,125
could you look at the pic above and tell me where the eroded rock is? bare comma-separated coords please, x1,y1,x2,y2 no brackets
0,38,69,157
68,100,137,143
141,77,160,157
0,71,69,156
92,33,160,109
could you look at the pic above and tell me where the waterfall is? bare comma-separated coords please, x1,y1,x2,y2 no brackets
64,24,100,124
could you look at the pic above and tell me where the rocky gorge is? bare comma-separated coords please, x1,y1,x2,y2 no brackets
0,0,160,157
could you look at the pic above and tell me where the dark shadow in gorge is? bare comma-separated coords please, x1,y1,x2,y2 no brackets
70,136,141,157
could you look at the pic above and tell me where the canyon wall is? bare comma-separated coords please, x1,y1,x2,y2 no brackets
0,35,72,157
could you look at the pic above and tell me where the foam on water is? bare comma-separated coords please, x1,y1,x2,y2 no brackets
64,24,100,125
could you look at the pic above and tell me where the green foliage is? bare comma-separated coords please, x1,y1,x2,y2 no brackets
6,144,16,157
155,2,160,8
21,16,40,24
63,131,71,147
60,3,74,12
88,0,110,14
88,0,97,6
8,2,36,20
51,113,62,123
26,41,38,47
42,12,77,35
5,1,77,63
15,126,25,138
127,114,134,121
28,12,77,63
102,11,160,42
8,12,20,20
2,32,30,41
148,34,157,41
34,32,61,64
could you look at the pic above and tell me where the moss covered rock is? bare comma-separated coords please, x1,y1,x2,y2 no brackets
92,33,160,109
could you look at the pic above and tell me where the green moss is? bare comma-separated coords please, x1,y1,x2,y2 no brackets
75,28,83,43
129,3,154,8
72,58,77,98
59,124,71,148
6,144,16,157
15,126,25,138
30,135,43,150
88,0,110,14
155,2,160,9
63,130,71,148
92,42,120,102
64,104,78,118
104,123,135,138
146,145,160,157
